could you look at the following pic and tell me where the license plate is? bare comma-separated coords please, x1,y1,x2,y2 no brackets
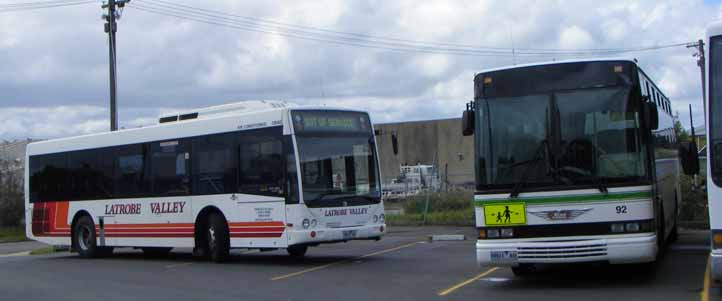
342,230,357,239
490,250,517,261
483,203,526,226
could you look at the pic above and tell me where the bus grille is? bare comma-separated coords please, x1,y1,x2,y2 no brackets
518,243,608,260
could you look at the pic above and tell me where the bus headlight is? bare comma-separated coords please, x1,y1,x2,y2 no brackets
611,223,625,233
487,229,500,238
379,214,385,222
373,215,379,223
501,228,514,238
310,219,318,228
302,219,310,229
625,223,640,232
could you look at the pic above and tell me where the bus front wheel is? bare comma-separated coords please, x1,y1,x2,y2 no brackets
287,245,308,258
74,216,109,258
206,213,230,263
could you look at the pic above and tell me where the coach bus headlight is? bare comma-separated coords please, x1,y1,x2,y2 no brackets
302,219,311,229
625,223,640,232
611,223,625,233
487,229,500,238
501,228,514,238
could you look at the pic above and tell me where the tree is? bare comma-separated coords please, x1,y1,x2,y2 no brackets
0,159,24,227
674,120,691,143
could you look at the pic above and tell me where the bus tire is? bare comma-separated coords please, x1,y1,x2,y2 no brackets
668,195,679,244
142,247,172,258
287,245,308,258
206,213,230,263
511,264,535,277
74,216,99,258
657,205,666,249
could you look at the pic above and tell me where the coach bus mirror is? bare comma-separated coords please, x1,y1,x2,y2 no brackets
462,110,475,136
643,102,659,130
679,141,700,176
392,133,399,155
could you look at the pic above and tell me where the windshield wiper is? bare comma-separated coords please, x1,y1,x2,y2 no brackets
558,165,608,194
510,140,551,198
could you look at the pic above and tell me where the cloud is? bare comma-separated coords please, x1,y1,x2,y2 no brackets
0,0,716,140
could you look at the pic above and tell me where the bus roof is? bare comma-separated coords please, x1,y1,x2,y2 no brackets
475,57,638,76
27,103,369,156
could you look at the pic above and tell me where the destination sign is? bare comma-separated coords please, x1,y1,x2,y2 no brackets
292,110,371,133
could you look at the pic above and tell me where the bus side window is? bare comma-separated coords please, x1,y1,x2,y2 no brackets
115,144,147,198
239,130,284,197
192,133,238,195
150,140,190,196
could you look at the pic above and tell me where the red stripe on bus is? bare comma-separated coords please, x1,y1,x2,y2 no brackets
230,233,284,238
229,227,285,232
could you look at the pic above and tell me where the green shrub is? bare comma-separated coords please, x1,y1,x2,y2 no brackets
402,191,473,214
679,174,709,223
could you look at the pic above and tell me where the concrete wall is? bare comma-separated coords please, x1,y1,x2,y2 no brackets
374,118,475,189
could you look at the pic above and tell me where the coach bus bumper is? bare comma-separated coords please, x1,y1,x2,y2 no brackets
476,233,657,267
287,224,386,246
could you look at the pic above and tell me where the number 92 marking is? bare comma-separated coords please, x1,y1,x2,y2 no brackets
615,205,628,214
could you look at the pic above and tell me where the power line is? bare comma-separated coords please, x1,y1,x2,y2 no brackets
134,0,692,56
128,2,691,58
129,0,688,57
0,0,94,12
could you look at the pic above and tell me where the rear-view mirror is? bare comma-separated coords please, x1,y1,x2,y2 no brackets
643,102,659,130
462,110,474,136
679,141,700,176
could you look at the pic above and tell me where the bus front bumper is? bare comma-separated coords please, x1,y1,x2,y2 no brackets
710,250,722,281
476,233,658,267
287,224,386,246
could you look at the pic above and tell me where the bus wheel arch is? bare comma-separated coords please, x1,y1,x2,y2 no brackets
194,206,230,262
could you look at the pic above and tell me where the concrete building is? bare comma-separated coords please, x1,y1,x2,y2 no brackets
0,139,33,173
374,118,475,191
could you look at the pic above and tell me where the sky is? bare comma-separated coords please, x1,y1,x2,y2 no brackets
0,0,720,140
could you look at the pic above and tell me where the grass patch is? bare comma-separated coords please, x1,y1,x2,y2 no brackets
30,246,55,255
386,208,475,226
386,191,475,226
0,227,27,243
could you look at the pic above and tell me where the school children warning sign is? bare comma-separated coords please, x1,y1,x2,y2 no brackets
483,203,526,226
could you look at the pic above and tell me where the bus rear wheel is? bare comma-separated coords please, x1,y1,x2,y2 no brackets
205,213,230,263
287,245,308,258
74,216,105,258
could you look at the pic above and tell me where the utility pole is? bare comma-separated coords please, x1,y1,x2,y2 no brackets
103,0,130,131
688,39,706,128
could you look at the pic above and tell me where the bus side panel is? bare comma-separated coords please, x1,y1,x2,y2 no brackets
192,194,288,249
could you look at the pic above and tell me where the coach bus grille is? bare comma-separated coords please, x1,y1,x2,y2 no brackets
517,243,608,260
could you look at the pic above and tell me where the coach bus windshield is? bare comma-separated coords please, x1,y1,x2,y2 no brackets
475,61,649,192
292,110,381,208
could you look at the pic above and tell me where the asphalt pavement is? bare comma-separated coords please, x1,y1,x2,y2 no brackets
0,226,713,301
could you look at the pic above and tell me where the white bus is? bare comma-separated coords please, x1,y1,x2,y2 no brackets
25,101,386,262
461,59,699,275
706,22,722,281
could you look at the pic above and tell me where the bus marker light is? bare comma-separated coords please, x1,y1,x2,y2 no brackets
713,233,722,248
478,229,486,239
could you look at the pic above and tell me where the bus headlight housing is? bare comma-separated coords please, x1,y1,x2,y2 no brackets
486,229,500,238
310,219,318,228
501,228,514,238
379,214,385,222
302,219,310,229
611,223,625,233
625,223,640,232
373,215,379,223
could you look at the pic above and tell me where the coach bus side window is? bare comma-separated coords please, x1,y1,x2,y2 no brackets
151,140,190,196
192,133,238,195
239,132,284,196
115,144,147,198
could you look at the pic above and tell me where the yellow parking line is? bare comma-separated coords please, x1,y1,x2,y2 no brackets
701,257,711,301
271,241,424,281
437,267,499,297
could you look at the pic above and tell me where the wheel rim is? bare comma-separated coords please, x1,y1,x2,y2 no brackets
77,225,92,251
208,226,216,252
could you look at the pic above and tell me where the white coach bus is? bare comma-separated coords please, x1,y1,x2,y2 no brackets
461,59,699,275
25,101,386,262
707,22,722,281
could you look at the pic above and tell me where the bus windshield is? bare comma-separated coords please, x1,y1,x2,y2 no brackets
477,76,648,191
711,35,722,186
292,110,381,207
